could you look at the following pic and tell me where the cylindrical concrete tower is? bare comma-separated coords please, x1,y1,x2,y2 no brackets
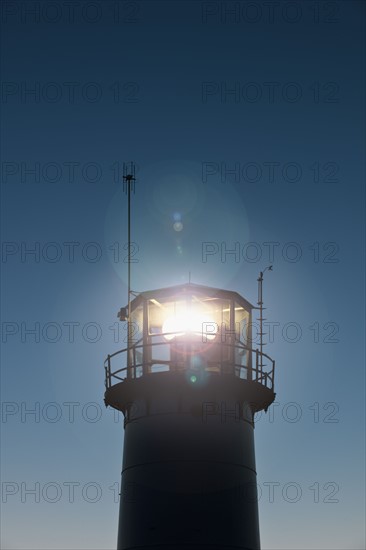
104,283,275,550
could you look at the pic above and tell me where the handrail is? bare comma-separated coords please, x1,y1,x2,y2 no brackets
104,337,275,392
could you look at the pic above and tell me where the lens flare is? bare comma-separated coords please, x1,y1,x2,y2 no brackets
173,221,183,232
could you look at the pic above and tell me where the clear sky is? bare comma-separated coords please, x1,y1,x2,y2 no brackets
1,1,365,549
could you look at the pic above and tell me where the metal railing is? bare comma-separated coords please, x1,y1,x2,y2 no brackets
104,336,275,392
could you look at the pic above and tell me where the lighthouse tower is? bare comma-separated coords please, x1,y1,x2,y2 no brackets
104,282,275,550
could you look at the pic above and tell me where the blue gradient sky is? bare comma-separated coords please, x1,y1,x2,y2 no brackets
1,1,365,549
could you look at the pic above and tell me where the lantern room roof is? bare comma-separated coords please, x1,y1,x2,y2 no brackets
128,282,255,311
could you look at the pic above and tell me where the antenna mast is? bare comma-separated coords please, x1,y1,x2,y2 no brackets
123,162,136,373
257,265,273,374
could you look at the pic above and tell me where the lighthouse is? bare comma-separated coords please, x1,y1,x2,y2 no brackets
104,281,276,550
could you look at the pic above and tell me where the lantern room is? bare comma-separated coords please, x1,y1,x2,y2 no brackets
105,283,275,392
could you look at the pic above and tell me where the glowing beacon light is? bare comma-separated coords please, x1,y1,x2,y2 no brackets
162,307,217,340
105,282,276,550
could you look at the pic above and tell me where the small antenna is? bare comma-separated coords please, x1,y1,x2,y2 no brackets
123,162,136,193
123,162,136,377
257,265,273,374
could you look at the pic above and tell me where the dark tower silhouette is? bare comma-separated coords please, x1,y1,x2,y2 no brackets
104,282,275,550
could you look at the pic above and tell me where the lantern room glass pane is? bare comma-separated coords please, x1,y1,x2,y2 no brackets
130,304,143,377
234,303,250,378
130,304,143,343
